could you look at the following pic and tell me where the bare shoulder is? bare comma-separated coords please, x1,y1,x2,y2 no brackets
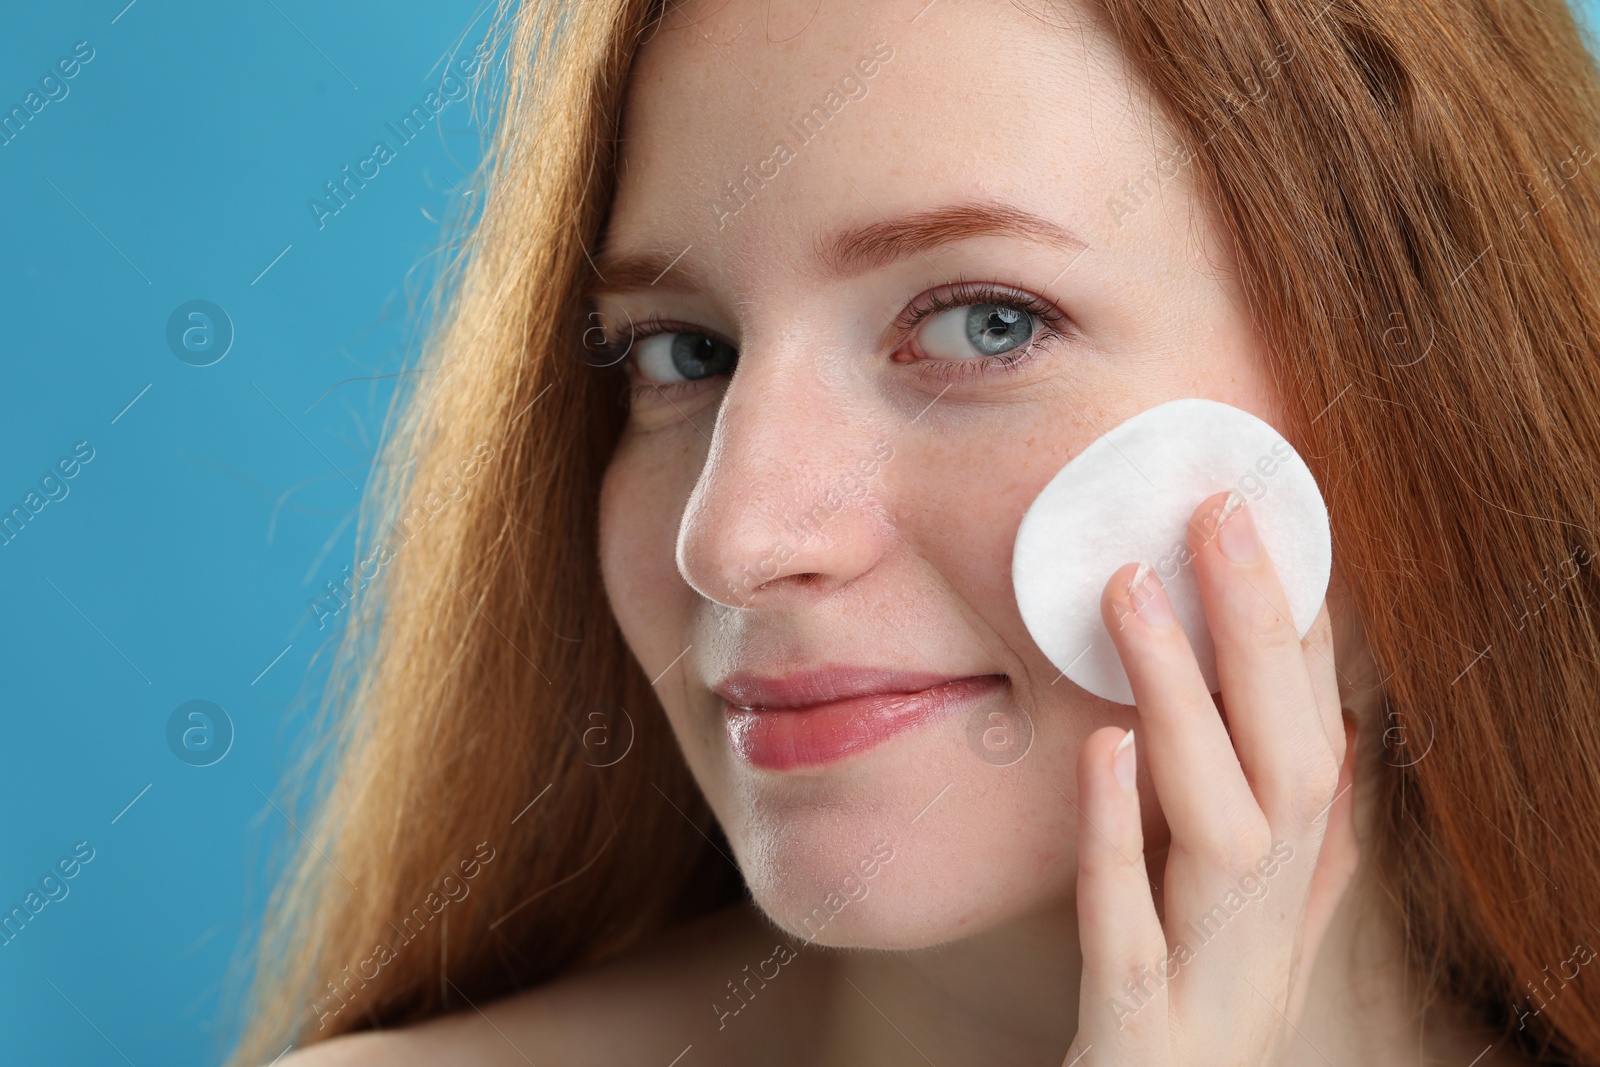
280,899,826,1067
276,1030,408,1066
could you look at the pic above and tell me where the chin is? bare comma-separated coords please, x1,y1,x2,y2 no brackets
720,715,1085,951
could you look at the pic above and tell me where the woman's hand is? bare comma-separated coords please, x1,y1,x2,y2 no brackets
1065,490,1360,1066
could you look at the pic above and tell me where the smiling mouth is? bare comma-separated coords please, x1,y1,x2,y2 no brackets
716,668,1009,770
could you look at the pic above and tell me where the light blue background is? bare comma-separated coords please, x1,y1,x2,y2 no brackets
0,2,492,1063
3,2,1599,1065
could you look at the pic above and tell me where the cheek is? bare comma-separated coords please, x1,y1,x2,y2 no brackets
600,434,750,854
890,404,1104,688
597,438,695,665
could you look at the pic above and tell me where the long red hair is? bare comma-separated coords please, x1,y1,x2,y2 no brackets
229,1,1600,1062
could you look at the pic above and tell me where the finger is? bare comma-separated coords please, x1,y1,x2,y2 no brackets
1100,560,1260,862
1300,602,1345,758
1072,725,1170,1055
1284,714,1361,1026
1105,547,1301,1056
1187,491,1341,834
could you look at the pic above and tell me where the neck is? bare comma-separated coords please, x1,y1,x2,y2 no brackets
812,896,1081,1066
798,869,1510,1067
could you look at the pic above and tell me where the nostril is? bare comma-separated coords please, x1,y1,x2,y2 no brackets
716,570,825,611
746,571,822,596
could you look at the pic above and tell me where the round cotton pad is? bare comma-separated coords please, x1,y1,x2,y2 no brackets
1012,398,1331,705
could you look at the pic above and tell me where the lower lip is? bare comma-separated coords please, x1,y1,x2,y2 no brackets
724,676,1007,771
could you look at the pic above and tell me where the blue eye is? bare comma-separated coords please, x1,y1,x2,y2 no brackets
918,303,1039,361
634,332,738,384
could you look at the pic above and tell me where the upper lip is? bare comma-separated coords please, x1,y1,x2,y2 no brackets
713,666,997,710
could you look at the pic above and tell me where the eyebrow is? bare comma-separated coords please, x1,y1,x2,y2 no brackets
585,202,1088,296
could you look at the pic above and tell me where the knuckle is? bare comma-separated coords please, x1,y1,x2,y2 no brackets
1236,590,1294,648
1183,811,1273,876
1226,819,1277,876
1289,752,1342,827
1079,838,1136,881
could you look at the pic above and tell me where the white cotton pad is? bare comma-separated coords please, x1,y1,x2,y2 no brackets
1012,398,1331,705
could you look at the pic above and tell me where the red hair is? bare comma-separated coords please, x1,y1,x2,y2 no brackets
230,1,1600,1062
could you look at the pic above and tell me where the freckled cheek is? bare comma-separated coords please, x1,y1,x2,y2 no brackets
889,429,1073,638
598,451,695,654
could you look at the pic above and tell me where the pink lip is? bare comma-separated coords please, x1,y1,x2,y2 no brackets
716,667,1007,770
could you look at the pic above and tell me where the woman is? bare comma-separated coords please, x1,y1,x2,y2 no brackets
232,0,1600,1063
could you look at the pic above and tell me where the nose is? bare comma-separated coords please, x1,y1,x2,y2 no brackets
675,346,897,610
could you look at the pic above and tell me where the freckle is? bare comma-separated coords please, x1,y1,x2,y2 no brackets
1025,437,1036,447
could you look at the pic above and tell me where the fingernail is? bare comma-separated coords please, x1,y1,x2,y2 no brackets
1127,561,1176,627
1216,491,1261,563
1113,729,1137,792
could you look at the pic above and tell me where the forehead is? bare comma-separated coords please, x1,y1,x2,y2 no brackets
603,0,1187,282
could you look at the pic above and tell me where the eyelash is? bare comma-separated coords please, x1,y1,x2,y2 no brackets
891,279,1069,382
592,280,1072,395
588,314,712,400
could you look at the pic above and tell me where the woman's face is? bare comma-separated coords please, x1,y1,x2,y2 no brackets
596,0,1283,949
